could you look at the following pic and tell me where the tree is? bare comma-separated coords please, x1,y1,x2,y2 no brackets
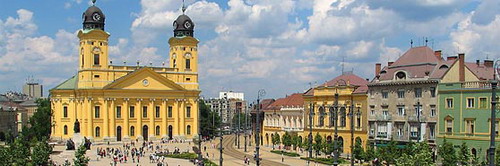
313,133,323,157
231,112,248,132
438,138,457,166
74,144,90,166
271,133,281,150
496,145,500,166
199,100,221,138
353,137,364,162
380,138,399,165
396,142,433,166
32,137,53,166
364,141,376,162
0,146,11,166
291,135,300,150
282,132,292,149
25,98,52,141
458,142,471,165
10,136,31,166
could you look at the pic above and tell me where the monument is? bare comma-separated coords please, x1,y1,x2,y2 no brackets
72,119,84,149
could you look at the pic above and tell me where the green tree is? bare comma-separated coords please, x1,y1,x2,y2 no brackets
0,146,11,166
458,142,471,165
396,142,433,166
10,136,31,166
313,133,323,157
438,138,457,166
291,135,300,150
25,98,52,141
231,112,248,132
496,146,500,166
199,100,221,138
74,144,90,166
32,137,53,166
271,133,281,150
364,141,376,162
380,138,399,165
353,137,364,162
282,132,292,149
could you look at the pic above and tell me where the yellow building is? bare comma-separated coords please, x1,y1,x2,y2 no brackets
50,3,200,142
303,72,369,154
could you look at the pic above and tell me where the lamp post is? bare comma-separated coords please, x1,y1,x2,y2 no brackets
238,104,241,149
256,89,266,166
349,103,361,166
308,103,314,165
489,59,500,166
219,104,224,166
197,97,203,163
333,92,339,166
244,104,248,152
416,100,422,143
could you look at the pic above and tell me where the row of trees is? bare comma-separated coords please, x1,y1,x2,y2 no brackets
438,138,500,166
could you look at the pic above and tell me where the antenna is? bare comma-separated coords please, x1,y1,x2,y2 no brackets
410,39,413,48
425,37,428,46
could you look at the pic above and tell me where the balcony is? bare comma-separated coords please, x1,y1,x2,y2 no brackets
375,114,392,121
461,81,491,89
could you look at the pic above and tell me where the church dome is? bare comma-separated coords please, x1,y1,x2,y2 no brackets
173,14,194,37
82,4,106,30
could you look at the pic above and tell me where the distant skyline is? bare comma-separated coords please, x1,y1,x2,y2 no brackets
1,0,499,100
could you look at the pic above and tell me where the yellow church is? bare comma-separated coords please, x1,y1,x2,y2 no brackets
50,2,200,142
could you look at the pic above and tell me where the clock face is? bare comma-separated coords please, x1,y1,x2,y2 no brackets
184,21,191,29
92,13,101,21
142,79,149,86
173,21,178,30
184,53,192,59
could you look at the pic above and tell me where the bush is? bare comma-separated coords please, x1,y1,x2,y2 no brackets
0,132,4,141
270,150,300,157
300,157,347,165
162,152,198,159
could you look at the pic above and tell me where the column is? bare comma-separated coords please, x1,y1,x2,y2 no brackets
110,99,116,141
87,98,94,139
123,98,130,141
136,99,143,141
180,99,185,136
81,99,87,136
148,99,155,140
194,99,199,139
173,99,179,137
103,99,109,140
162,99,167,139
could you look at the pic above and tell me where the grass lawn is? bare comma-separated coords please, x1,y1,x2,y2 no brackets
270,150,301,157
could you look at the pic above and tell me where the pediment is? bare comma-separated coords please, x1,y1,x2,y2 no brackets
104,68,186,91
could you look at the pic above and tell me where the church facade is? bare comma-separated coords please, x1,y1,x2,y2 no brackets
50,2,200,142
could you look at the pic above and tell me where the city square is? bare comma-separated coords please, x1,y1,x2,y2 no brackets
1,0,500,166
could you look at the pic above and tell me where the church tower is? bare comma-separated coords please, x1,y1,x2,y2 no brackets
169,6,199,76
77,0,110,88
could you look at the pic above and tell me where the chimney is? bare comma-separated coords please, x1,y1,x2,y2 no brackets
447,56,457,61
388,62,394,66
476,60,480,66
485,60,493,67
434,50,442,60
458,53,465,82
375,63,381,77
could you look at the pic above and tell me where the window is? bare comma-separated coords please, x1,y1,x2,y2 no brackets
410,125,418,138
446,98,453,108
168,106,173,118
64,125,68,135
129,106,135,118
173,59,176,68
186,106,191,118
63,106,68,118
356,114,361,128
155,106,160,118
430,87,436,98
414,88,422,98
397,106,405,116
95,127,100,137
446,120,453,133
370,109,375,116
397,127,404,137
430,106,436,117
414,105,422,117
94,54,100,65
467,98,475,108
466,120,475,134
429,124,435,139
130,126,135,136
340,107,346,127
94,106,100,118
116,106,121,118
143,106,148,118
382,90,388,99
156,126,160,136
479,97,488,109
318,107,325,127
186,59,191,69
382,110,389,117
94,75,100,78
377,123,387,138
187,125,191,135
397,89,405,98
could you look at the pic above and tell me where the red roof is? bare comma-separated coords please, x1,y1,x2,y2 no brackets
264,93,304,111
465,62,494,80
305,73,369,95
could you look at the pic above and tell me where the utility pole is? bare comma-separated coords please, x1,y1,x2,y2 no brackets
256,89,265,166
489,60,499,166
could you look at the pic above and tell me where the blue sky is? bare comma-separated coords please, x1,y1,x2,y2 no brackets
0,0,499,101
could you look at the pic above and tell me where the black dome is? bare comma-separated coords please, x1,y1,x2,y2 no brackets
82,5,106,30
173,14,194,37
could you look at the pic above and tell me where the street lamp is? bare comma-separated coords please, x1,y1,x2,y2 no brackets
238,103,241,149
416,100,422,143
256,89,266,166
308,103,314,165
245,104,248,152
198,97,203,163
333,79,346,166
219,103,224,166
349,102,361,166
489,59,500,166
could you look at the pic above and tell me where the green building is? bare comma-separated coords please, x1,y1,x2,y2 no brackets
437,53,497,161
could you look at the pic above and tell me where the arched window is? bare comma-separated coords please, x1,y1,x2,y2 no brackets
329,107,335,127
187,125,191,135
340,107,346,127
318,106,325,127
338,136,344,153
130,126,135,136
439,65,449,69
94,54,100,65
186,59,191,69
156,126,160,136
95,127,101,137
81,48,84,67
395,71,406,80
64,125,68,135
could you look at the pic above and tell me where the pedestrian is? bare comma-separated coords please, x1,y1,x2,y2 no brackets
281,153,284,162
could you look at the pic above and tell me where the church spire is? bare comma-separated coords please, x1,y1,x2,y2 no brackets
181,0,186,14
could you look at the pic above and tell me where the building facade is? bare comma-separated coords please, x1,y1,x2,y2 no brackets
205,92,246,127
50,3,200,142
303,73,369,154
437,54,498,160
262,93,304,146
368,46,449,148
